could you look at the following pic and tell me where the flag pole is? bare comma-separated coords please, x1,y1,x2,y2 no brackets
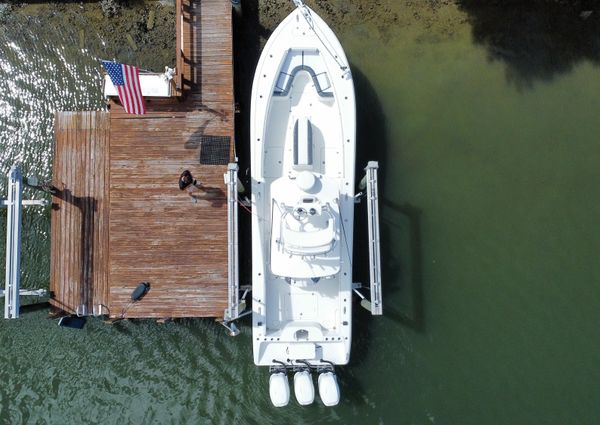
99,59,155,75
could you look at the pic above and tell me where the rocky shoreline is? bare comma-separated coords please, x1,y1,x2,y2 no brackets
1,0,596,90
0,0,455,73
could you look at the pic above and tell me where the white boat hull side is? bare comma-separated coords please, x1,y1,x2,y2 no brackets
251,5,356,367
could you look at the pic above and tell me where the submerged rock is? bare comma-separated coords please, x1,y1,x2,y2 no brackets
147,9,155,30
0,3,12,22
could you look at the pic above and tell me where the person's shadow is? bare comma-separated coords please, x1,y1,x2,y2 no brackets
189,186,225,208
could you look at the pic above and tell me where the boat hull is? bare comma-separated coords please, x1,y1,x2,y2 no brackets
250,5,355,367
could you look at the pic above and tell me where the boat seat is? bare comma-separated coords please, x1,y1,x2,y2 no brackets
274,65,333,98
273,48,333,98
293,117,313,170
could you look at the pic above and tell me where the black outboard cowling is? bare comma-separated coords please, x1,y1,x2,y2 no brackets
131,281,150,301
58,315,86,329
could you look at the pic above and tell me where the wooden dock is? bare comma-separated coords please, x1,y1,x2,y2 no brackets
49,0,235,319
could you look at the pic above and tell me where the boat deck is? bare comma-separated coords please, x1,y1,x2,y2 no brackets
49,0,234,319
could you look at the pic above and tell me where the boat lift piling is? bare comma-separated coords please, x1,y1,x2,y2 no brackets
221,163,252,336
353,161,383,315
224,163,241,325
1,165,48,319
365,161,382,315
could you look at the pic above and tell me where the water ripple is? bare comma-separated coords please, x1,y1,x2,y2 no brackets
0,13,104,291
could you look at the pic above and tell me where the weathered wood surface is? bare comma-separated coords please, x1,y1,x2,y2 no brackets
51,0,234,318
115,0,234,120
108,113,230,318
50,111,110,315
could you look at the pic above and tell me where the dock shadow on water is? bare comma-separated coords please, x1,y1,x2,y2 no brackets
232,0,272,280
457,0,600,89
347,66,383,370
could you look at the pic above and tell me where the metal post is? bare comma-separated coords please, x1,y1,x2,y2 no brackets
224,163,240,322
5,166,23,319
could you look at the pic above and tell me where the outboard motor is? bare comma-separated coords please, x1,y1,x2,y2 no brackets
269,361,290,407
293,362,315,405
318,371,340,406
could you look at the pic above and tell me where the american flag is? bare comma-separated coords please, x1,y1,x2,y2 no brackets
102,60,146,115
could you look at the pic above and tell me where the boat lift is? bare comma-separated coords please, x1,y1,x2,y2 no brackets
354,161,383,315
1,165,49,319
224,159,382,332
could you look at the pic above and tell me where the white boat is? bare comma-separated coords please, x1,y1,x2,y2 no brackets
250,0,381,407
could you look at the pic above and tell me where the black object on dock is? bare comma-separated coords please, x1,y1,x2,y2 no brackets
58,316,86,329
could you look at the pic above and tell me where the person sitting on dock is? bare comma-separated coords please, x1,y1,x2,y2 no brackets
179,170,203,202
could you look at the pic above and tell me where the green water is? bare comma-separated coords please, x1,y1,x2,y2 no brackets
2,1,600,424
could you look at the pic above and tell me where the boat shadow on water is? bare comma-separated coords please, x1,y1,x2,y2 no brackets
351,66,426,372
333,68,426,402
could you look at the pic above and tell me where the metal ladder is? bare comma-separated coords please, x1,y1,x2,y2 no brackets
365,161,382,315
1,165,48,319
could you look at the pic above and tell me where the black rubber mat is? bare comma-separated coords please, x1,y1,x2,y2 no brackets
199,135,231,165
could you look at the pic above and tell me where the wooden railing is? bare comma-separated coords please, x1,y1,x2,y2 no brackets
175,0,184,95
